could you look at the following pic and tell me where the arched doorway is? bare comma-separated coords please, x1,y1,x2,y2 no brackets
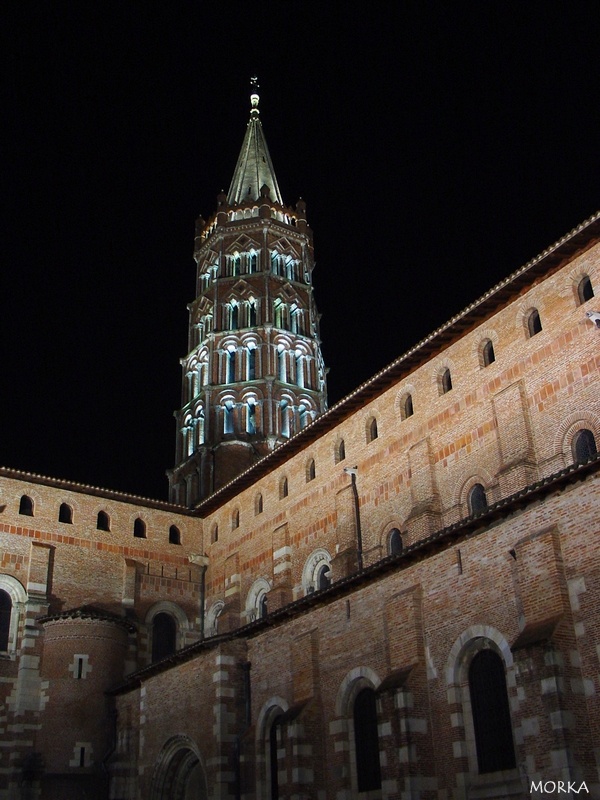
150,736,208,800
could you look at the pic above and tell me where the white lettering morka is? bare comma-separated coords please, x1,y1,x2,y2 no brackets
530,781,589,794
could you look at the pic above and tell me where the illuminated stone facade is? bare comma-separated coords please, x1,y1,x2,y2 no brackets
1,94,600,800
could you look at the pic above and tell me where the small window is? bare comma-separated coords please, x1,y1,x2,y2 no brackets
577,275,594,305
572,428,597,464
232,509,240,530
468,483,488,515
306,459,316,482
133,518,146,539
0,590,12,651
169,525,181,545
19,495,34,517
527,309,542,337
96,510,111,531
469,648,516,773
401,393,414,420
367,417,378,442
481,340,495,367
255,493,263,515
388,528,403,555
151,613,177,662
335,439,346,464
440,367,452,394
353,688,382,792
259,594,268,619
280,476,289,499
316,564,331,590
211,523,219,543
58,503,73,524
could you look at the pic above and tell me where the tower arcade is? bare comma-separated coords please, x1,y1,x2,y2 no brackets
169,85,328,506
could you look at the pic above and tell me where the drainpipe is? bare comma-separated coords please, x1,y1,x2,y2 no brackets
344,467,363,571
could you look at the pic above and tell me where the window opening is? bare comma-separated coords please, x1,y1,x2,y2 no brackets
0,590,11,651
151,613,177,662
572,428,597,464
527,309,542,337
482,340,495,367
316,564,331,590
403,393,414,419
19,495,34,516
133,518,146,539
97,510,110,531
169,525,181,545
469,648,516,773
578,275,594,304
280,476,288,499
307,459,316,482
58,503,73,524
389,528,403,555
441,367,452,394
468,483,488,515
269,714,284,800
368,418,378,442
353,688,382,792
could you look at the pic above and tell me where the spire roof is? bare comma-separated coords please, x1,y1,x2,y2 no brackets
227,80,283,206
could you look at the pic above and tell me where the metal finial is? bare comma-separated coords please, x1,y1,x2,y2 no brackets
250,76,260,115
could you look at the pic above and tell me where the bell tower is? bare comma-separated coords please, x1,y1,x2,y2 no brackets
168,82,328,506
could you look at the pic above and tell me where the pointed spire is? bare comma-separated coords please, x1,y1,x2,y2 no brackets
227,78,283,206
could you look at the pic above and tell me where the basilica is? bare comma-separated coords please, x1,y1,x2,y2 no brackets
1,88,600,800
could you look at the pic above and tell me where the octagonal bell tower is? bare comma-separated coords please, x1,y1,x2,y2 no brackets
168,83,328,506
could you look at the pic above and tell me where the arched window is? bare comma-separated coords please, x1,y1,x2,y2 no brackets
277,345,286,382
211,523,219,543
255,493,263,515
224,402,234,434
269,713,284,800
248,346,257,380
280,400,290,438
306,458,316,482
468,483,488,515
0,590,11,651
388,528,403,555
169,525,181,545
247,400,256,434
353,688,382,792
299,405,309,430
367,417,378,442
96,510,111,532
133,518,146,539
469,649,516,773
527,308,542,337
249,300,258,326
481,339,495,367
295,353,304,387
151,613,177,662
335,439,346,464
232,509,240,530
19,495,34,516
259,594,268,619
316,564,331,590
577,275,594,304
279,476,288,499
227,349,236,383
58,503,73,524
441,367,453,394
572,428,597,464
402,393,414,420
249,252,258,273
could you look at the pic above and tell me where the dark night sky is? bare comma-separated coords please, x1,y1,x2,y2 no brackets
2,3,599,499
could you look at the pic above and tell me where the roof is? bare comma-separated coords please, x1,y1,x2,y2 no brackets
226,90,283,206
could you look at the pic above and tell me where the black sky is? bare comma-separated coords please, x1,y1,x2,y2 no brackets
2,2,599,499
